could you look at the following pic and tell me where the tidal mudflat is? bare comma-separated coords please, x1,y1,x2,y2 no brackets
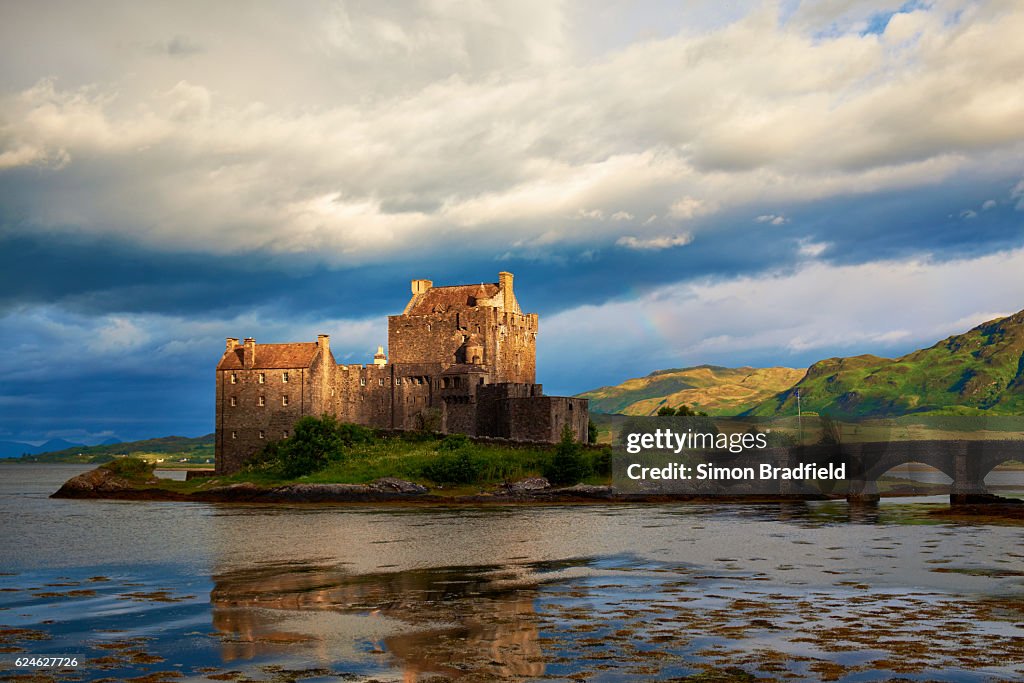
1,464,1022,682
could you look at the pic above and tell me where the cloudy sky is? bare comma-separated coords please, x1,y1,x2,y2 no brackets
2,0,1023,443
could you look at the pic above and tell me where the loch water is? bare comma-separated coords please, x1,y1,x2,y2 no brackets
1,464,1022,682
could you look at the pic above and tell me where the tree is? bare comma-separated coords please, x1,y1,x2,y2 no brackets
657,406,677,416
280,414,346,478
421,434,481,484
818,415,842,446
587,419,599,444
544,425,591,486
248,414,352,479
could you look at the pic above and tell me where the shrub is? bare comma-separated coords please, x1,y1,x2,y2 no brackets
421,448,482,484
544,425,592,486
438,433,471,451
278,415,346,478
818,415,842,446
413,408,443,433
248,414,359,479
102,457,153,478
587,419,599,444
336,422,375,447
589,446,612,477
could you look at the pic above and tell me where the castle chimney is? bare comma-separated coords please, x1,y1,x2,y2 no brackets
499,271,514,313
411,279,433,295
373,345,387,366
225,337,239,353
317,334,330,356
243,338,256,368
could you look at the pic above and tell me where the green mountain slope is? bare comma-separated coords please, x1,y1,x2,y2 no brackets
748,309,1024,417
578,365,805,416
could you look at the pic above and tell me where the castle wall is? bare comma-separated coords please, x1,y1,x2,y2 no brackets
215,365,317,475
332,362,444,430
504,396,589,443
388,307,537,384
491,312,538,385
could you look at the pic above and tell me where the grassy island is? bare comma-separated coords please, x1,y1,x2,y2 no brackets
52,417,613,502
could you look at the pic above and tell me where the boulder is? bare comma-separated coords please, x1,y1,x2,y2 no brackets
371,478,429,494
51,466,154,498
504,477,550,494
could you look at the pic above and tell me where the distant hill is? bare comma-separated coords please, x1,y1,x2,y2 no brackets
578,365,805,416
747,309,1024,418
0,441,41,458
13,434,214,464
38,438,86,451
0,438,86,458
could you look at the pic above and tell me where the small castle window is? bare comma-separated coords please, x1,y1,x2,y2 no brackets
230,373,237,384
360,378,366,386
282,372,289,383
379,378,384,386
396,378,402,385
258,373,266,384
282,430,289,438
259,430,265,440
258,396,266,406
230,396,237,407
231,430,237,440
282,395,289,406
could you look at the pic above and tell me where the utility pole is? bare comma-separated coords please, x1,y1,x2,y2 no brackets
796,388,803,445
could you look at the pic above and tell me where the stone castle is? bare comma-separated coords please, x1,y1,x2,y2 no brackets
215,272,589,474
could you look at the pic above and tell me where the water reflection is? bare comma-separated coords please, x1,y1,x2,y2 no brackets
211,560,554,679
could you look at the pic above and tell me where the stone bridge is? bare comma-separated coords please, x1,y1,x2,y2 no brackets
770,439,1023,504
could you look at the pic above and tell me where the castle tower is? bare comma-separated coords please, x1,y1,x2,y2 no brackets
387,271,537,383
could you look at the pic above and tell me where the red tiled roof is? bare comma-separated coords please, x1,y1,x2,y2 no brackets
217,343,319,370
407,283,499,315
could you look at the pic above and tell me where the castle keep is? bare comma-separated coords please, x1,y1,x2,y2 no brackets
215,272,589,474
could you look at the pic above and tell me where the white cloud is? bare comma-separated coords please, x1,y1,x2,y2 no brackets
756,214,789,225
797,239,829,258
1013,179,1024,210
0,2,1022,262
616,233,693,250
541,246,1024,373
982,199,997,210
669,196,711,220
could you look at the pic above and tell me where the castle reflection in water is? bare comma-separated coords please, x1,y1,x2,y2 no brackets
210,560,547,680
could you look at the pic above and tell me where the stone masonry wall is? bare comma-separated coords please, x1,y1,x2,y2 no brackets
215,365,316,474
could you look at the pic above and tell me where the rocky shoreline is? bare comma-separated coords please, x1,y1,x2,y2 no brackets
50,466,1024,514
50,467,625,504
49,466,833,505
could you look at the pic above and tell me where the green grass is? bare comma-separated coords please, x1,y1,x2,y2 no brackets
149,432,612,496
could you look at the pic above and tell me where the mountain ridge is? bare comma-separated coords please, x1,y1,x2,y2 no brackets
580,308,1024,418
